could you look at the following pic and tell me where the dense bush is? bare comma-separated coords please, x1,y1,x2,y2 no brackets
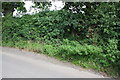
2,2,120,77
58,39,103,57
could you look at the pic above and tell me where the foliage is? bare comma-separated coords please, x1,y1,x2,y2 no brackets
100,39,120,67
2,2,120,77
34,2,52,11
43,45,58,56
58,39,103,57
2,2,26,16
2,2,51,16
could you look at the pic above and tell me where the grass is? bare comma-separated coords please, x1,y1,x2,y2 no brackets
2,40,119,77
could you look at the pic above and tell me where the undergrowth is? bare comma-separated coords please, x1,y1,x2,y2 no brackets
2,40,120,77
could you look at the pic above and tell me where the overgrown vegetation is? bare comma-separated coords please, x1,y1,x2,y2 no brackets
2,2,120,77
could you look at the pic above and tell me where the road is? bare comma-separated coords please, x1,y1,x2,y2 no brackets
1,47,105,78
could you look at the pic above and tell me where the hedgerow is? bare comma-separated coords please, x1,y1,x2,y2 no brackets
2,2,120,77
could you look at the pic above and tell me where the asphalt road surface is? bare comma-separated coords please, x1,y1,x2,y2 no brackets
1,47,105,78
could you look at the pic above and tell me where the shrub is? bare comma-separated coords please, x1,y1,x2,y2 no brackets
43,45,58,56
57,40,103,58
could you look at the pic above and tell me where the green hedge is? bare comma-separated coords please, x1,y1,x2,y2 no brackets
2,3,120,77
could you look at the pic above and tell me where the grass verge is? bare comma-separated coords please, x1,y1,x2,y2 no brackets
2,40,119,77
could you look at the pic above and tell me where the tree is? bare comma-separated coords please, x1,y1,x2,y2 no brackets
2,2,26,16
2,2,52,16
34,2,52,11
